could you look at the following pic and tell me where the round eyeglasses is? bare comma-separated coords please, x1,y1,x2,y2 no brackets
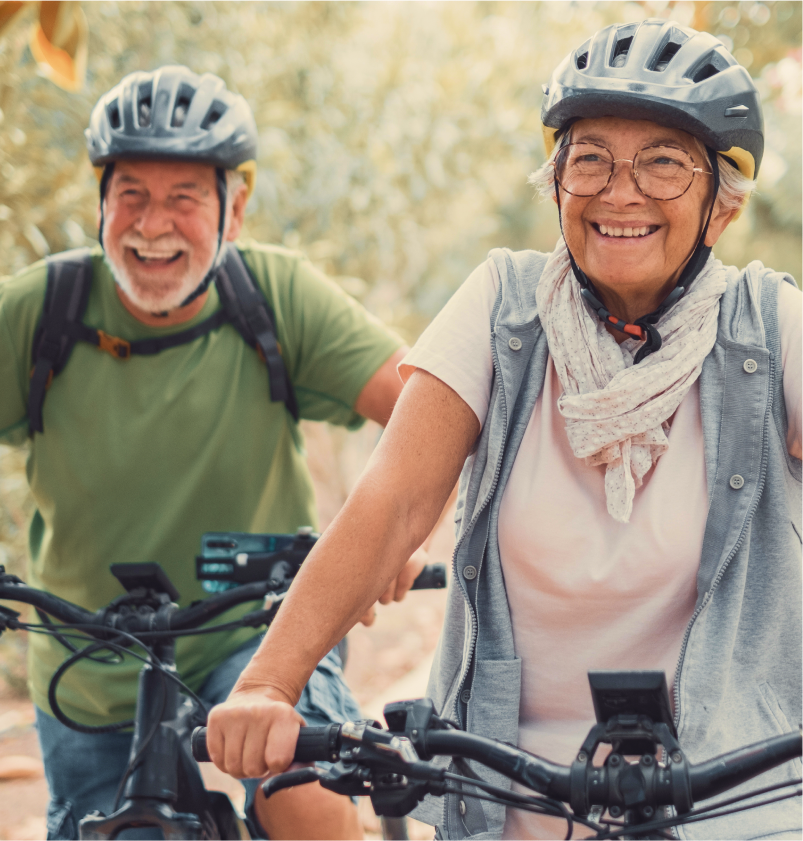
551,143,712,201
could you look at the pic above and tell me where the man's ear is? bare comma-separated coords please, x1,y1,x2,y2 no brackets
224,184,249,241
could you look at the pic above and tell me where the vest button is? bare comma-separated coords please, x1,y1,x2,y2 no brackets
743,359,758,374
463,565,477,580
460,690,472,703
508,336,522,351
729,474,745,490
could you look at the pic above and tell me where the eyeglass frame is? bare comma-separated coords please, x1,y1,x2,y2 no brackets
550,142,713,201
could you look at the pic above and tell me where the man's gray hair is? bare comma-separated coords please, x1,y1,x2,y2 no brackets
528,130,756,214
226,169,246,197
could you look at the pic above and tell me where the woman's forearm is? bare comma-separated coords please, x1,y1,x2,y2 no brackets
233,369,479,702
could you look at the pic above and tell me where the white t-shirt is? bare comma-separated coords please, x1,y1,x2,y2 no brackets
400,259,802,840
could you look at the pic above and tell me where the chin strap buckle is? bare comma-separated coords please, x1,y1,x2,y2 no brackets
97,330,131,360
580,288,648,342
605,315,646,341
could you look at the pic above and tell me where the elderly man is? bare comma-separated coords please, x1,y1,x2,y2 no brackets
0,66,418,839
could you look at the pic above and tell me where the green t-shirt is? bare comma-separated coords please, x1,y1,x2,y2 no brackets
0,240,402,725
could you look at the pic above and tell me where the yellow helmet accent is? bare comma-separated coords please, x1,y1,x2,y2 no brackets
719,146,755,181
542,124,559,159
235,160,257,198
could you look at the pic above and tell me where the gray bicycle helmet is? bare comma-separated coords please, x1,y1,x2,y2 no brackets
86,65,257,195
86,66,257,310
541,19,763,179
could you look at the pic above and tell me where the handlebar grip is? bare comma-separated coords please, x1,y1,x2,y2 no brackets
191,724,341,765
294,724,341,763
410,563,446,590
191,726,211,762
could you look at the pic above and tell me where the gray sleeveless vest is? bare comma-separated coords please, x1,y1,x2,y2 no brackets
417,249,801,840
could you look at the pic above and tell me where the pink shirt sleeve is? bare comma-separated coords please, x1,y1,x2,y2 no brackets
778,280,802,459
399,259,498,425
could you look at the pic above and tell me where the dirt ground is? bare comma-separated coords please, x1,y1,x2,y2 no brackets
0,420,453,840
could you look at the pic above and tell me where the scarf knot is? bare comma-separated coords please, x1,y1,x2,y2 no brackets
535,237,727,522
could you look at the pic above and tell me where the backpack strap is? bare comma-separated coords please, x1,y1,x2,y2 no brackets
29,246,299,434
214,247,299,421
29,248,94,434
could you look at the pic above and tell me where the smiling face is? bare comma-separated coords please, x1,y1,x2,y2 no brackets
555,117,737,321
101,160,245,318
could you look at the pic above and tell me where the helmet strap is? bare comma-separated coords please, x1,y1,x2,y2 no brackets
177,167,228,309
97,163,115,251
553,146,720,364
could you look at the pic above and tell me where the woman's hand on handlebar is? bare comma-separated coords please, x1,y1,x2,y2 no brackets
206,684,305,779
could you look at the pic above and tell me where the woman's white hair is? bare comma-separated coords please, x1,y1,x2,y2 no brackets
528,129,756,214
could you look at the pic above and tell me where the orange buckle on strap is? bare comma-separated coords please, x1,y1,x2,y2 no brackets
623,323,646,340
97,330,131,360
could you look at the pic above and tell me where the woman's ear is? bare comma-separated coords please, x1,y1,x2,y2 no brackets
704,201,739,247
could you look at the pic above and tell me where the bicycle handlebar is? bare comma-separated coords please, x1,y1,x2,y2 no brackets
0,564,446,640
0,576,276,636
191,719,802,814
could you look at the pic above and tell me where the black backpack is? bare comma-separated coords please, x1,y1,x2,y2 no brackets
28,245,299,434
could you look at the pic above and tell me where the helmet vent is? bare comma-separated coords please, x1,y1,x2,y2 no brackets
611,36,632,68
692,62,720,83
137,82,153,128
107,103,121,130
688,50,730,83
652,42,681,72
201,100,228,130
171,83,196,128
576,51,588,70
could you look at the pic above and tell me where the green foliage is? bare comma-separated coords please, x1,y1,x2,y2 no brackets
2,1,799,340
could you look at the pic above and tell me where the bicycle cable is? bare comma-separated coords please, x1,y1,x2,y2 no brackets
589,778,802,840
20,623,208,732
35,608,120,662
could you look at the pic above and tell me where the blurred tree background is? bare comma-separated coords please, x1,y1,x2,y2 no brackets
1,1,801,692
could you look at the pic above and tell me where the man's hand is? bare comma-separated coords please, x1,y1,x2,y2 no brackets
206,684,305,779
358,549,427,626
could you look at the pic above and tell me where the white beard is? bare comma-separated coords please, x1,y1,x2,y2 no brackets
103,244,215,314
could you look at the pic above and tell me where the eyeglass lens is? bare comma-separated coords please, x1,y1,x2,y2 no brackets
554,143,697,200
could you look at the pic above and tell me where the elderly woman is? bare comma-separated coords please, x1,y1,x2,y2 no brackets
208,20,801,840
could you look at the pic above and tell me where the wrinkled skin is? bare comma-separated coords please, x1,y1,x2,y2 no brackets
555,117,738,325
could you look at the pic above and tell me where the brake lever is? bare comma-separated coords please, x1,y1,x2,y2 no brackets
261,762,373,801
0,604,21,633
262,767,323,798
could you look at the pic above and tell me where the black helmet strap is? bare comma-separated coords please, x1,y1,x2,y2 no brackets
97,162,115,250
177,167,228,309
554,146,720,364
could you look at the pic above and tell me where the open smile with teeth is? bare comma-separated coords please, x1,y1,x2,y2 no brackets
131,248,184,263
594,224,659,238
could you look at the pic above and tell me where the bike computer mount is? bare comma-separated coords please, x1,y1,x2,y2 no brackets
110,562,180,601
571,671,691,817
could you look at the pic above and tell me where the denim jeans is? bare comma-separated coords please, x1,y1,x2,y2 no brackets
36,636,360,839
